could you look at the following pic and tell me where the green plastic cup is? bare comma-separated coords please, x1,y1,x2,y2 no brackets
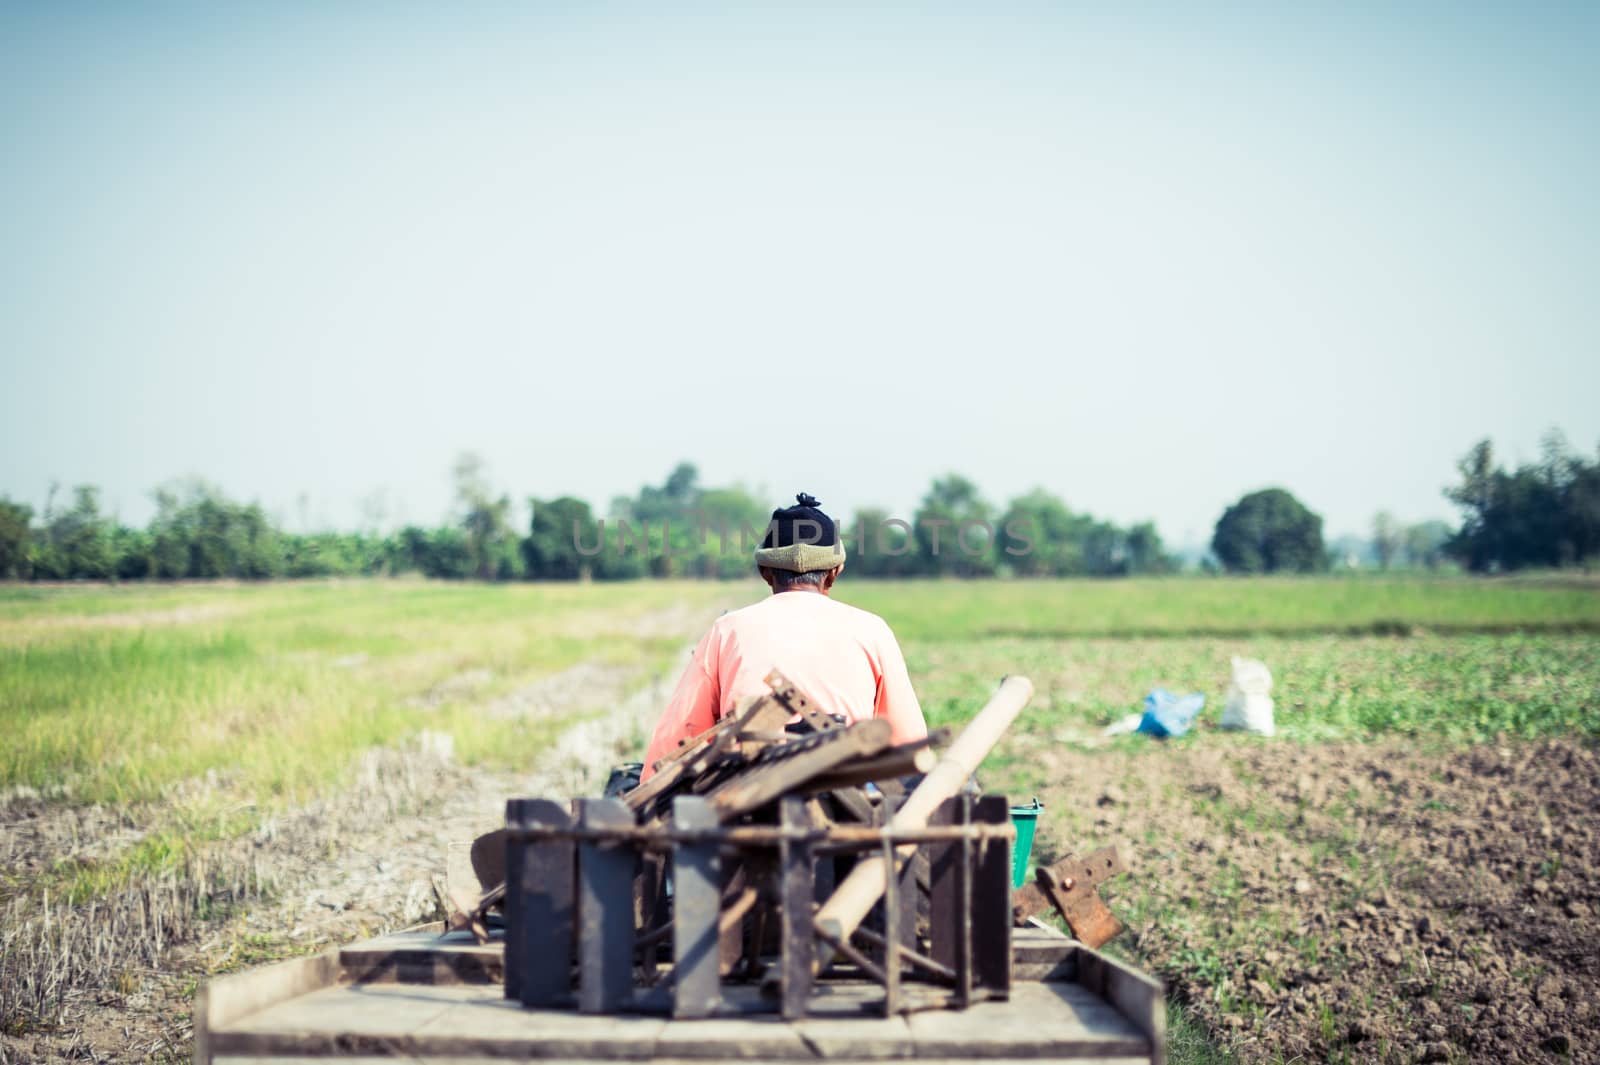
1009,798,1044,889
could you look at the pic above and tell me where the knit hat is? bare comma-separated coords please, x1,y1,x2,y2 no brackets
754,492,847,573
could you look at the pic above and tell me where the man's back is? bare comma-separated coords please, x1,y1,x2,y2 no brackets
641,591,925,776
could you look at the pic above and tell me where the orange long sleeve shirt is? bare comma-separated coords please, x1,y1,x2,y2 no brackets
641,590,927,779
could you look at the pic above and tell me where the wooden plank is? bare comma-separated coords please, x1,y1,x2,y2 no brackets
412,989,665,1059
792,1015,915,1058
507,798,576,1008
802,742,939,793
955,796,974,1008
1076,947,1167,1065
623,756,688,812
907,1058,1150,1065
339,929,501,986
672,795,722,1018
578,798,637,1015
216,1055,1152,1061
1012,925,1077,982
971,795,1012,996
924,798,961,978
925,796,979,1004
207,977,1156,1063
195,949,339,1065
208,982,460,1058
907,980,1148,1059
654,1016,812,1060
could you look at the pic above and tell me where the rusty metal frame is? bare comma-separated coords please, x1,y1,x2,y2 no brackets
502,794,1015,1018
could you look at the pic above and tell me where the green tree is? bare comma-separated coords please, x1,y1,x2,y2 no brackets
35,485,115,579
1211,488,1327,574
523,496,595,580
996,490,1079,576
691,486,768,578
1371,510,1401,570
1444,433,1600,571
453,453,514,580
1123,521,1175,575
146,480,284,579
603,463,767,579
1076,518,1127,576
0,498,33,579
847,507,922,578
111,525,153,579
914,475,997,577
629,462,699,524
1403,520,1451,570
393,525,473,578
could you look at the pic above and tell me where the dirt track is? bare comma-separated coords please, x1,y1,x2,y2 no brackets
0,664,674,1064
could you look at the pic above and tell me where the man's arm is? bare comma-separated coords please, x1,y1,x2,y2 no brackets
640,627,720,780
874,626,928,746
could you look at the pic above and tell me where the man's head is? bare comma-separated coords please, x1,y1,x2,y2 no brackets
755,492,845,594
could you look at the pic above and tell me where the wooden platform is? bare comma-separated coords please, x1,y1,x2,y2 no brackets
197,926,1163,1065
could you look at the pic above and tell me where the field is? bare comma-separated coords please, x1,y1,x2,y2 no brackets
2,576,1597,1063
839,579,1600,1064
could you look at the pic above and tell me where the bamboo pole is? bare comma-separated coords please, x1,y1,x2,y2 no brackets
810,675,1034,960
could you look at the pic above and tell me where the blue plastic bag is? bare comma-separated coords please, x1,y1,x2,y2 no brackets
1137,688,1205,738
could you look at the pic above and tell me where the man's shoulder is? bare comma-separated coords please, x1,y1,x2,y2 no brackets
723,594,896,638
816,595,901,645
705,598,777,638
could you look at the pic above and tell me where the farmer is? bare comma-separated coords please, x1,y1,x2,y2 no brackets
640,493,927,779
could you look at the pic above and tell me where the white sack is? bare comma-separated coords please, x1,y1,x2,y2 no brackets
1221,655,1275,736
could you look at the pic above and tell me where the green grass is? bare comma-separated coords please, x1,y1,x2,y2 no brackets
1167,1001,1238,1065
5,575,1593,843
0,580,744,807
836,574,1600,640
900,632,1600,748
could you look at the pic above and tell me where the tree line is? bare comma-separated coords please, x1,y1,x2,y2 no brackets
0,462,1179,582
0,435,1594,582
1443,432,1600,572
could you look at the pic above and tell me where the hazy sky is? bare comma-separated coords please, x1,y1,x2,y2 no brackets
3,3,1596,546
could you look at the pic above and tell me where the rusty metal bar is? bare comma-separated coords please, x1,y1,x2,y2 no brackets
634,920,672,952
778,796,815,1021
505,823,1015,848
881,835,901,1017
850,926,958,984
812,923,887,985
671,796,721,1019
